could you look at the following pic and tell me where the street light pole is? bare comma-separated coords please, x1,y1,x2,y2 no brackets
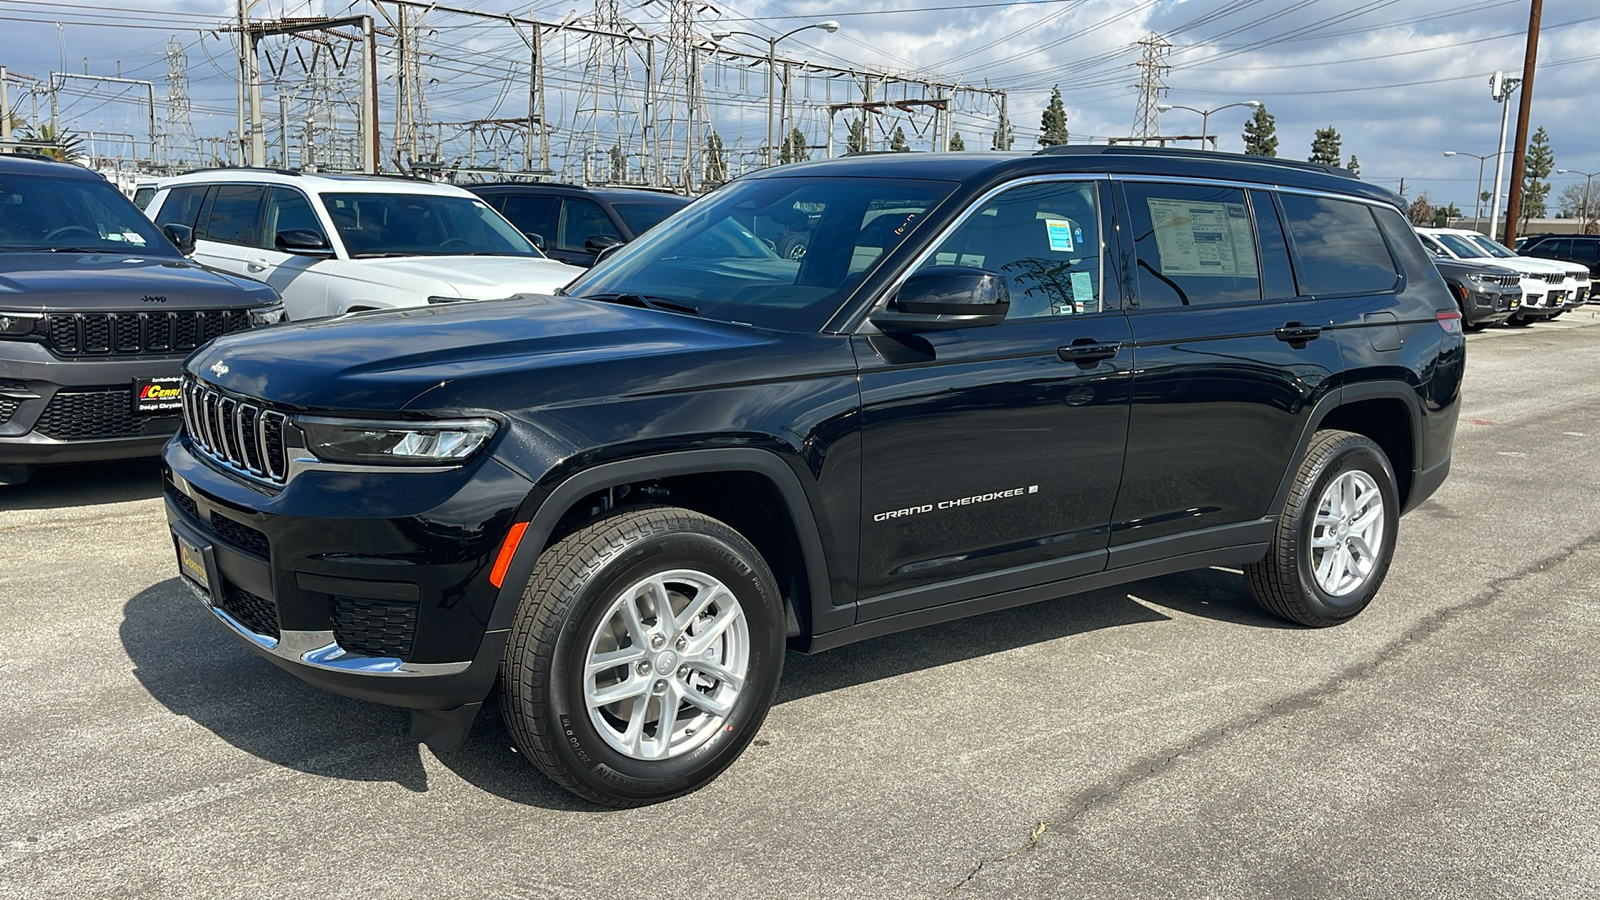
1487,71,1521,242
1444,150,1496,228
1557,168,1598,234
1156,100,1261,151
710,21,840,168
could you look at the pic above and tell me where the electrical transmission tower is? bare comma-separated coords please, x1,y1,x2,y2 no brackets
164,39,197,167
648,0,715,192
570,0,646,185
1131,31,1170,145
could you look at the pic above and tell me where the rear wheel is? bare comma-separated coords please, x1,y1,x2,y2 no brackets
0,465,34,486
1246,430,1399,627
499,506,785,807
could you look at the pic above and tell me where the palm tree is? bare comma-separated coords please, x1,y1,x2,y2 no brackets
18,123,86,163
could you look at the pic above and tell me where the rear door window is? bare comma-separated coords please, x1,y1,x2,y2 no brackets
557,198,620,252
1278,193,1399,295
1123,181,1261,307
153,185,209,230
498,194,558,242
202,185,266,247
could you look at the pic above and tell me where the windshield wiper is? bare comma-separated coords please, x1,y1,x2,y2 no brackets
581,292,700,316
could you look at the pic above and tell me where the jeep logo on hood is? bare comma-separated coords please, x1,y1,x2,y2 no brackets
141,295,167,303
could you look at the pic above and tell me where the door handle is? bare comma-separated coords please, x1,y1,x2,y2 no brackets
1274,323,1322,344
247,259,268,272
1057,340,1122,365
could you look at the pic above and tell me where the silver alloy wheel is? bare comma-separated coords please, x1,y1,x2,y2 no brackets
1309,469,1386,597
583,568,749,761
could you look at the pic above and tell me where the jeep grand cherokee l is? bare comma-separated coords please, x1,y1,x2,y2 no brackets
162,147,1461,807
0,154,281,485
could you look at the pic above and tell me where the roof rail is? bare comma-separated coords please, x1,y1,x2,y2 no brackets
1034,144,1350,178
178,165,302,177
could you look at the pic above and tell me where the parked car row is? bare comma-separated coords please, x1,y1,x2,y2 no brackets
1417,227,1592,328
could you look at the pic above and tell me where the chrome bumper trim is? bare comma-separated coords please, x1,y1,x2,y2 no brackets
187,579,471,677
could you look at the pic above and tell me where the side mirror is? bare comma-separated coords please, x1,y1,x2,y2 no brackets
522,231,546,250
584,233,626,255
275,229,334,257
162,223,195,256
870,265,1010,332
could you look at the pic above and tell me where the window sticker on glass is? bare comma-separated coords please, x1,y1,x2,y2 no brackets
1045,219,1075,253
1146,198,1257,277
1069,271,1096,314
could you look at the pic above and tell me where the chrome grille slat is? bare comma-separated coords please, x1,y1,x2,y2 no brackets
181,378,288,486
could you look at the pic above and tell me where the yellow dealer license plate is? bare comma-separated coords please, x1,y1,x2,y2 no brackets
176,533,210,593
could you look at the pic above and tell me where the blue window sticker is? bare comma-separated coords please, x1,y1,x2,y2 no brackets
1070,271,1094,310
1046,219,1075,253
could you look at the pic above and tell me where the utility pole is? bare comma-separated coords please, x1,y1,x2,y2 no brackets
0,68,10,144
1132,32,1171,146
1502,0,1542,247
1487,71,1521,242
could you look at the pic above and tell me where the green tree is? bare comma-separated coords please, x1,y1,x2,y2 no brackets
846,118,867,154
1346,154,1360,178
780,127,809,164
889,126,911,152
1241,105,1277,157
1431,203,1462,227
704,130,728,183
1308,126,1342,166
19,123,85,163
1038,85,1070,147
948,132,965,151
1519,126,1554,228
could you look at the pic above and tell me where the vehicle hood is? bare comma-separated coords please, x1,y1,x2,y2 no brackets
349,255,584,297
186,295,782,412
1433,259,1518,278
1451,254,1568,276
0,252,278,311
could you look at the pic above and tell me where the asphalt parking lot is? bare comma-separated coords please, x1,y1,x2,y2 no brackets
3,308,1599,899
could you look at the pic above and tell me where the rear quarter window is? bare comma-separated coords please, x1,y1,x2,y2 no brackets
1279,193,1399,296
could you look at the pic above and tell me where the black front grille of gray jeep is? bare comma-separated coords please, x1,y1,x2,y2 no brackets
0,397,17,425
330,597,418,660
182,379,288,484
46,310,251,357
34,389,145,440
220,582,279,640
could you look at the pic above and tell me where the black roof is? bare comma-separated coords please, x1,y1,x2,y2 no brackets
467,182,692,203
753,145,1403,209
0,153,101,179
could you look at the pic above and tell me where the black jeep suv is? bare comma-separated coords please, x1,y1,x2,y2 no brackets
162,147,1462,807
0,154,282,484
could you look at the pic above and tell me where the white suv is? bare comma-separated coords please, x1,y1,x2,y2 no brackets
1417,227,1587,323
145,169,584,320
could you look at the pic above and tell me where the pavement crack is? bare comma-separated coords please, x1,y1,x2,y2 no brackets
948,527,1600,893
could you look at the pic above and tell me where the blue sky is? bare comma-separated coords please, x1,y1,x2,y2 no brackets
1,0,1596,211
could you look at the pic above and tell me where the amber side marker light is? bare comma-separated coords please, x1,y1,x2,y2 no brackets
489,522,529,588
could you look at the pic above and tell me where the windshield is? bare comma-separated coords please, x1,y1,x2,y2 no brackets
1461,233,1518,259
320,191,544,259
0,172,178,255
1433,232,1490,259
565,176,956,330
613,200,688,235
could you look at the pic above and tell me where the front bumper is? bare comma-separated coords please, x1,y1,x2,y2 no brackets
1459,285,1518,327
0,342,185,465
162,433,533,711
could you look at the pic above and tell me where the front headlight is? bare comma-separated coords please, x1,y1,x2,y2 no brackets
1466,273,1489,284
0,310,42,337
249,303,287,326
295,416,498,466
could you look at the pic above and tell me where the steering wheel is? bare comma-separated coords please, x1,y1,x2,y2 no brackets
438,238,470,250
44,225,98,242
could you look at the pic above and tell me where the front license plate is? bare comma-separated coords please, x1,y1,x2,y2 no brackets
132,375,183,415
176,533,210,593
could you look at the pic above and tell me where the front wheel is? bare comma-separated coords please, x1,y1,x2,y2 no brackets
499,506,785,807
1246,430,1400,627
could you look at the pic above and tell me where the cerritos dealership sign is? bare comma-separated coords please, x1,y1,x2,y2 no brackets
132,376,183,414
874,485,1039,523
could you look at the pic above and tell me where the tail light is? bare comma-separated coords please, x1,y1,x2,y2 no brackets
1437,309,1463,334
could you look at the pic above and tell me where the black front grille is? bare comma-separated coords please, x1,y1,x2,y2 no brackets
330,597,418,660
34,390,147,440
209,512,270,559
0,397,17,425
220,582,279,639
1540,272,1564,284
182,379,288,484
1494,274,1520,287
46,310,252,358
165,485,199,521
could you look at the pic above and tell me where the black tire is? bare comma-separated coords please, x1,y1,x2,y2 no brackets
1454,289,1486,332
1505,312,1532,326
1550,309,1565,319
499,506,785,807
777,234,808,260
1245,430,1400,627
0,464,34,486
